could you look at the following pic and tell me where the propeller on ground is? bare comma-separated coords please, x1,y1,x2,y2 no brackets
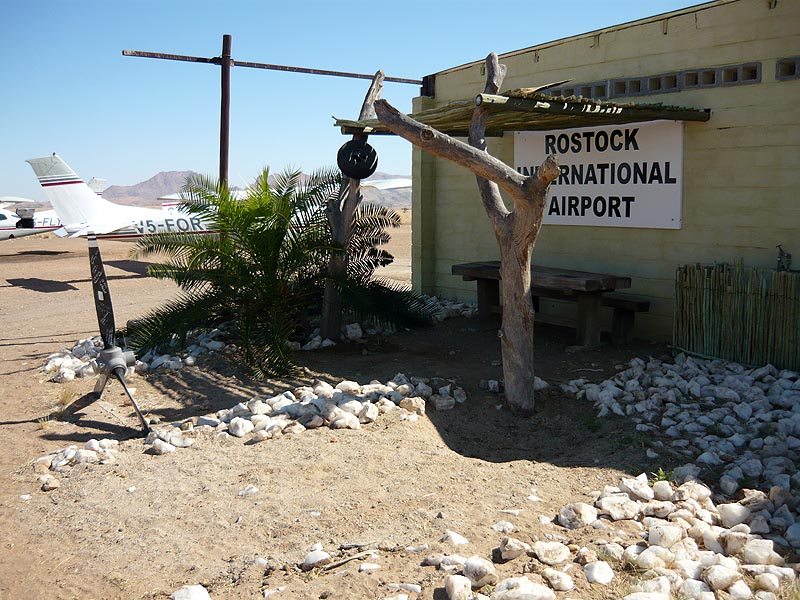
87,233,151,434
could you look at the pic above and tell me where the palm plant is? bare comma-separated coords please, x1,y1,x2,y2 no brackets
126,168,337,377
125,167,432,378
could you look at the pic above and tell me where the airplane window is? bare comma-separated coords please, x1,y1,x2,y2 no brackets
0,214,7,221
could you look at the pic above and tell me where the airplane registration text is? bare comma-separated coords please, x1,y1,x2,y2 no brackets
136,217,204,234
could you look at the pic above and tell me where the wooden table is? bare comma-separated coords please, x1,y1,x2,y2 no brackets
452,261,632,347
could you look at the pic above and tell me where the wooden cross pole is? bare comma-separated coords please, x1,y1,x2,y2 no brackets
122,35,422,186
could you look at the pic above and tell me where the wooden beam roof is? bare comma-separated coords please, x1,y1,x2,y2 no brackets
335,88,710,137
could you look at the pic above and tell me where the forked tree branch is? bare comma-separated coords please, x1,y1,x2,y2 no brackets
373,99,527,199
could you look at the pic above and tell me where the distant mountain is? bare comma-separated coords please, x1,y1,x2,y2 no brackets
99,170,411,209
102,170,198,206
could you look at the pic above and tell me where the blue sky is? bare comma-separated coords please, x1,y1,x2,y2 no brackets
2,1,701,202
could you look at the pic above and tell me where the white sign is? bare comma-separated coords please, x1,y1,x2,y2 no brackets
514,120,684,229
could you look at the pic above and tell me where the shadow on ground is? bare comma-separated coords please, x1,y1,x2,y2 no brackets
36,316,671,476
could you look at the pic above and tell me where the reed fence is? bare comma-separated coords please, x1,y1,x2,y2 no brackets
674,263,799,370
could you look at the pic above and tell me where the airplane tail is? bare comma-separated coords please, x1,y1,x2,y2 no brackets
26,154,117,228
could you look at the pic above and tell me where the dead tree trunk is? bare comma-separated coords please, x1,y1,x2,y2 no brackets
320,71,385,341
373,53,558,414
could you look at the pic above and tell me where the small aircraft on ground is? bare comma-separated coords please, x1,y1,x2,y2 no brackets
26,154,214,241
0,177,113,241
0,197,61,241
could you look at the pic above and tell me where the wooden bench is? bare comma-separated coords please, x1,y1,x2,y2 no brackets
529,290,650,344
452,261,636,347
602,293,651,344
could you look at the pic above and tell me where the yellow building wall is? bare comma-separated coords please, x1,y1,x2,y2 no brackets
412,0,800,341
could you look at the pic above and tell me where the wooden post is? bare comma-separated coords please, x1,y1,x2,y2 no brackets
219,34,232,186
320,71,385,342
374,54,559,414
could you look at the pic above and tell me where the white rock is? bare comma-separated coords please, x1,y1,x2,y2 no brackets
649,524,683,548
558,502,597,529
399,396,425,415
463,555,498,588
620,594,669,600
680,578,711,597
444,574,473,600
228,417,255,437
359,562,381,572
584,561,614,584
197,416,220,427
492,577,555,600
344,323,363,340
388,583,422,593
541,568,573,591
620,474,655,500
170,584,212,600
783,522,800,547
39,474,59,491
301,549,331,570
358,403,379,424
703,565,742,591
596,494,640,520
491,521,516,533
330,412,360,430
718,503,751,528
727,579,752,600
532,541,571,565
73,449,98,464
150,439,176,454
635,546,674,570
742,539,784,566
441,530,469,546
431,394,456,411
498,537,530,561
238,484,259,497
753,573,780,592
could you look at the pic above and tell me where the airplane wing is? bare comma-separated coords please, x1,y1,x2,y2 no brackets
66,220,139,238
362,178,412,190
0,196,38,209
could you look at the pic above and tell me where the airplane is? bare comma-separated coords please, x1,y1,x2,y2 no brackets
0,177,116,242
26,153,214,241
0,197,61,241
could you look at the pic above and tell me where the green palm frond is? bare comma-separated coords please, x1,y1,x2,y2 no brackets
338,276,437,330
125,290,227,353
124,164,430,379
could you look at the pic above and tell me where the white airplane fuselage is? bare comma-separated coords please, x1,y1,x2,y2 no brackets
26,154,214,241
0,202,61,241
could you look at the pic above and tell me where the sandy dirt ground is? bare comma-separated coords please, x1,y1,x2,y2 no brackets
0,227,674,600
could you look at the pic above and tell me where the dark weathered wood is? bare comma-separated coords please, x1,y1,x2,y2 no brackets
219,35,232,185
375,53,560,415
123,50,420,85
320,71,385,341
452,261,631,292
576,292,603,347
476,278,500,326
453,261,642,345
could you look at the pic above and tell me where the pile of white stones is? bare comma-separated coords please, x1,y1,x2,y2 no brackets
142,373,466,455
43,337,105,382
41,296,478,382
410,474,798,600
293,296,477,351
561,354,800,498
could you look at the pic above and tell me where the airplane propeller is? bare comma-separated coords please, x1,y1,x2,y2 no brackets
87,233,151,434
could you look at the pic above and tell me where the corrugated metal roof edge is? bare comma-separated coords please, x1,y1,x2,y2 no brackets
430,0,739,79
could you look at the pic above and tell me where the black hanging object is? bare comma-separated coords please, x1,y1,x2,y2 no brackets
337,139,378,179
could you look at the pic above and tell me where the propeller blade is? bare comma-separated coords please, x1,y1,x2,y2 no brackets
87,233,116,348
112,369,151,434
